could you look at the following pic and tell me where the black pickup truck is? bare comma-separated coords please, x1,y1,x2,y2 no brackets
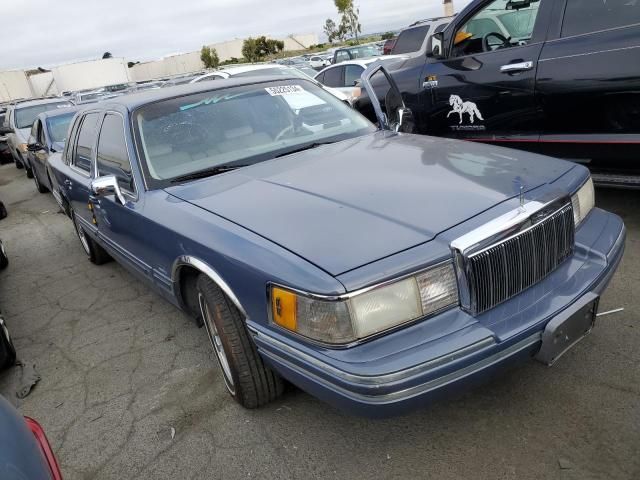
366,0,640,187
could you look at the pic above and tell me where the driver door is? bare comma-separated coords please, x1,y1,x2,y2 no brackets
423,0,550,143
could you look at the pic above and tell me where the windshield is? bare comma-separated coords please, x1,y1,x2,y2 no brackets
15,102,72,129
133,80,374,187
46,112,76,144
345,45,380,59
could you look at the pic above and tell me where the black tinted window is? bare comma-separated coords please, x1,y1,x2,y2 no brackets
96,114,133,191
322,67,343,88
74,113,100,172
392,25,430,54
563,0,640,37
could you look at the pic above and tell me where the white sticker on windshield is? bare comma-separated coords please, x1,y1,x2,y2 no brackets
265,85,305,96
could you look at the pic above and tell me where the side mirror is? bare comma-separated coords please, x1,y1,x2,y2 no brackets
427,32,445,59
0,126,13,135
27,142,44,152
91,175,126,205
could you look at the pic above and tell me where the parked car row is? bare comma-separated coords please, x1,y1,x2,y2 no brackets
8,62,621,417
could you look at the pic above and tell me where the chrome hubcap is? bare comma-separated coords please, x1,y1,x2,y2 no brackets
198,293,235,395
74,216,91,256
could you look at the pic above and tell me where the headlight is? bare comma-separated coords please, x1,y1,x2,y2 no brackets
18,143,28,153
571,177,595,226
270,262,459,345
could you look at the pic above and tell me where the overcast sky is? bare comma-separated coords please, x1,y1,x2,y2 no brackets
0,0,472,70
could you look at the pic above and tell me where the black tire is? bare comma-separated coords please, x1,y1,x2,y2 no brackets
196,274,284,408
25,163,33,179
0,314,16,370
72,211,111,265
14,153,23,169
0,240,7,270
33,169,48,193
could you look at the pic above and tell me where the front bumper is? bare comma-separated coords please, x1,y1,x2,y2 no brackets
251,208,626,417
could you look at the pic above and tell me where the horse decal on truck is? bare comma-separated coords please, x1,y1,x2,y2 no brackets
447,95,484,124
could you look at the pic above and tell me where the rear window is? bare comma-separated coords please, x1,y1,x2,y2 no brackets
562,0,640,37
392,25,430,54
15,102,72,129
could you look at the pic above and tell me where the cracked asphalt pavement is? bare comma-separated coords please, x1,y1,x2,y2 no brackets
0,163,638,479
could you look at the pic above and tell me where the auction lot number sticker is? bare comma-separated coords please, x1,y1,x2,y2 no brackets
265,85,305,96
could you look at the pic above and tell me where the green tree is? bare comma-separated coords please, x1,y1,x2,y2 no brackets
381,32,395,40
242,36,284,62
324,18,338,42
200,46,220,69
242,37,261,62
335,0,361,43
102,51,113,59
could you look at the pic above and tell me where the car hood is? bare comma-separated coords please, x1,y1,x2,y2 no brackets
165,132,574,276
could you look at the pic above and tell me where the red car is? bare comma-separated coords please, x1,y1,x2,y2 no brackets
383,37,396,55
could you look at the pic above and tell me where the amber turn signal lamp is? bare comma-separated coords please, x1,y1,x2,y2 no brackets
271,287,297,332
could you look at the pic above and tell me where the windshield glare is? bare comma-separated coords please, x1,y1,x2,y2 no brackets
134,81,374,185
46,113,75,144
16,102,72,129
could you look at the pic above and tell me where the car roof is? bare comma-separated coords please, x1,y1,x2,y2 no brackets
38,105,82,120
14,97,72,109
83,75,315,111
316,55,406,73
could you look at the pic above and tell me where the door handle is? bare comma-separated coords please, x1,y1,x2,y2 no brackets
500,61,534,74
63,179,73,189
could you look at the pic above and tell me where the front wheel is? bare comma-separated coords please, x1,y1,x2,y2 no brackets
196,274,284,408
33,169,48,193
0,314,16,370
72,212,111,265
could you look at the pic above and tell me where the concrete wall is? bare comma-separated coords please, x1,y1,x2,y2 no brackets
28,71,58,97
52,58,131,92
131,33,319,82
0,70,33,102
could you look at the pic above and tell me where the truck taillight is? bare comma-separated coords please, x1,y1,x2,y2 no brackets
25,417,63,480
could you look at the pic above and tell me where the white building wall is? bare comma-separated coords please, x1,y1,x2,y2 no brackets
128,33,319,82
0,71,33,102
52,58,131,92
28,72,58,97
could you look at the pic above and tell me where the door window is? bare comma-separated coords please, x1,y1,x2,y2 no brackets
452,0,542,57
322,67,344,88
562,0,640,37
392,25,430,54
335,51,350,63
73,113,100,173
344,65,364,87
96,114,134,192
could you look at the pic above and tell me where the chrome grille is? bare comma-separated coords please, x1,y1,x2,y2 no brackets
466,203,575,315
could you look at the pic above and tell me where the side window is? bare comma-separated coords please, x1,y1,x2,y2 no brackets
452,0,542,57
30,120,39,140
562,0,640,37
392,25,430,54
335,51,350,63
73,113,100,173
322,67,344,88
96,114,134,192
315,72,325,84
344,65,364,87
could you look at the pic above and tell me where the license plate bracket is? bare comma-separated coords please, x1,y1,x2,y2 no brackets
536,292,599,366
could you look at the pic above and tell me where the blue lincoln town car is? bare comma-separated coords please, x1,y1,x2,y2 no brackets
48,66,625,417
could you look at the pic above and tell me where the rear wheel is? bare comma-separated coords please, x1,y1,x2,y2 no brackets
72,211,111,265
13,152,23,169
196,274,284,408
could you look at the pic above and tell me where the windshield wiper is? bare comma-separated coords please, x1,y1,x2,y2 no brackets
275,141,336,158
170,165,245,183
